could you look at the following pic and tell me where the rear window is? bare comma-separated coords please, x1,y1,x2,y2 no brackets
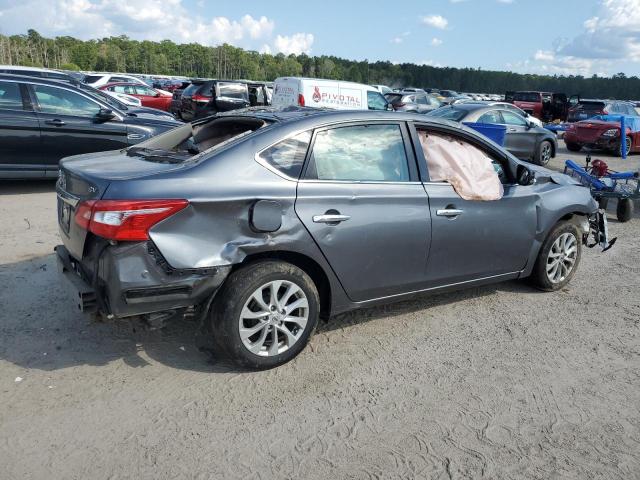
83,75,104,84
577,101,606,111
182,83,203,97
0,81,24,110
258,131,311,178
427,107,467,121
217,82,249,101
513,92,541,102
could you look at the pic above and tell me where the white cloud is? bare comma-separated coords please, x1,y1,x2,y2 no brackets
273,33,314,55
391,36,404,44
431,37,443,46
421,15,448,30
496,0,514,4
0,0,309,52
533,50,554,62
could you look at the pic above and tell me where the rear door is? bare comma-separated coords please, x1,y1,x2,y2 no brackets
30,83,129,167
295,122,431,302
0,79,42,173
134,85,162,109
413,124,537,285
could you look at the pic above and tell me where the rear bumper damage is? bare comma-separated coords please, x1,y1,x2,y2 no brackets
55,242,231,323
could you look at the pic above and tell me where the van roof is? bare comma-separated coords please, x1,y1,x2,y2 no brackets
275,77,377,90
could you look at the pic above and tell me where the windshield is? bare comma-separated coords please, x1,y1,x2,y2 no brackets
427,107,467,121
514,92,540,102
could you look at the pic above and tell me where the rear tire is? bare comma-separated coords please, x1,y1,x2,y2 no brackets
565,141,582,152
529,221,582,291
616,198,634,222
210,260,320,369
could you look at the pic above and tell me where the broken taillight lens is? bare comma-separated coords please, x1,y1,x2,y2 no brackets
74,199,189,241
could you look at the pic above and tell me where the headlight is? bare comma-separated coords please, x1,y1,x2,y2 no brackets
602,128,619,137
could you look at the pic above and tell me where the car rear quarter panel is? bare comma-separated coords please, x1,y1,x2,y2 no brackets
102,135,354,314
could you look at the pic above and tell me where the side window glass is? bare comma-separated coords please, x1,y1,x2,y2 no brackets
308,124,410,182
500,110,528,126
416,95,428,105
367,91,387,110
478,111,503,124
112,85,128,93
258,131,311,178
0,81,24,110
33,85,101,117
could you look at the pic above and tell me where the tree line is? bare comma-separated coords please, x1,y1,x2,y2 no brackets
2,29,640,99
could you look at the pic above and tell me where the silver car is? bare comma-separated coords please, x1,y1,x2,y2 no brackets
55,109,609,369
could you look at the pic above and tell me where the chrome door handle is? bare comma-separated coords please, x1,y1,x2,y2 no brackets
45,119,66,126
436,208,463,217
508,128,517,132
312,214,351,224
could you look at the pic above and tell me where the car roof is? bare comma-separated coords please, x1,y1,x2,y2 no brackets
0,72,80,86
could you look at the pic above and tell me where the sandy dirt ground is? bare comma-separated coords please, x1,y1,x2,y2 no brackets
1,143,639,479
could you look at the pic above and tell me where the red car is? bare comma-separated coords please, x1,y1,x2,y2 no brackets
564,119,636,156
100,82,173,111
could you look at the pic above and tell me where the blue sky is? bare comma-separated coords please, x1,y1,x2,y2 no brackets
0,0,638,77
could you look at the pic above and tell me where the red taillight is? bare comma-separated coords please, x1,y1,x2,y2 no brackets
298,94,305,106
74,199,189,241
192,94,210,103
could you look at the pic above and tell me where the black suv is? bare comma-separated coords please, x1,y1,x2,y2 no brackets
0,74,181,179
177,79,270,121
567,99,638,122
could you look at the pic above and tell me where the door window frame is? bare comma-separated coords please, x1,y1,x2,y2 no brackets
300,121,420,184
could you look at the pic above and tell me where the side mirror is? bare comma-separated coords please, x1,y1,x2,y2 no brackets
517,164,535,186
154,92,161,97
386,103,394,111
95,108,116,122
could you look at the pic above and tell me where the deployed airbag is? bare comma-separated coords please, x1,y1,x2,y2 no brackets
418,131,503,201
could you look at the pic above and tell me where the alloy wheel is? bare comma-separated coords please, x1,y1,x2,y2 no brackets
541,142,552,164
238,280,309,356
546,232,578,284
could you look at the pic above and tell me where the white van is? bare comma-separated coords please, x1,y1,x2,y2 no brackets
272,77,390,111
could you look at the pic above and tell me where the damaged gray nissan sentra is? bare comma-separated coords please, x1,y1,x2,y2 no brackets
55,108,612,369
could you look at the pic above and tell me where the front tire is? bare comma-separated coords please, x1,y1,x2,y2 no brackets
210,261,320,369
529,221,582,291
535,140,553,165
565,141,582,152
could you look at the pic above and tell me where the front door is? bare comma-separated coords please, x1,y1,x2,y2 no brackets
30,83,129,167
500,110,537,160
413,125,537,286
295,122,431,302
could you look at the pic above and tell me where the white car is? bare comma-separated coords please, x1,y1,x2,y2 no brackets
102,90,142,106
488,102,543,127
83,73,147,88
272,77,389,111
371,84,392,95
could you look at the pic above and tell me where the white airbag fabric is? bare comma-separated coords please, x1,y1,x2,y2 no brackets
418,131,503,201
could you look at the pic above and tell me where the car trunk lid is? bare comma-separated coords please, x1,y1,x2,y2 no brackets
575,120,612,142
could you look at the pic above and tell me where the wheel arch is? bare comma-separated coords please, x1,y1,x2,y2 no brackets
233,250,333,319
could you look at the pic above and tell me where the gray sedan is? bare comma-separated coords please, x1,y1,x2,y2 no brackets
55,109,608,369
428,104,557,165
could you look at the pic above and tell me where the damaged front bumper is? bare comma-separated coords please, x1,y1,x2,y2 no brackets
583,210,616,251
55,242,232,322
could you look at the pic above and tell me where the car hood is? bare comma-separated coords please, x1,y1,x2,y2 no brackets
524,162,581,186
126,106,178,120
